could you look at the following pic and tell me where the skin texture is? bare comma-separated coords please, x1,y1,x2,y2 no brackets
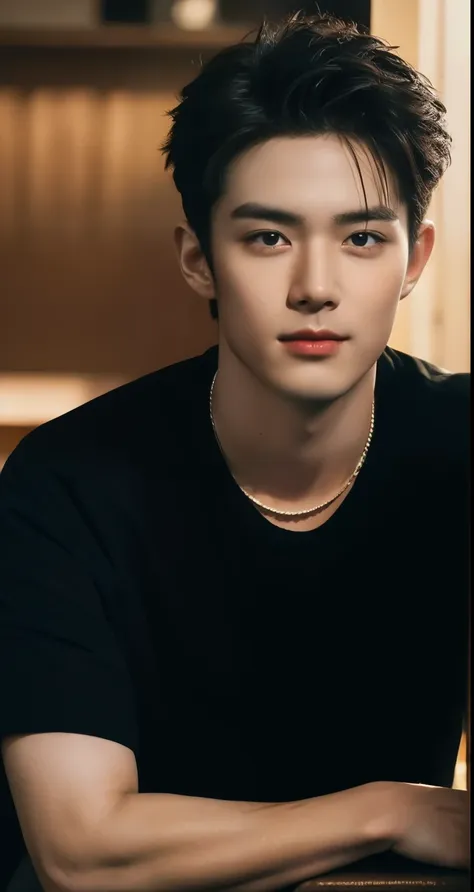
175,134,435,527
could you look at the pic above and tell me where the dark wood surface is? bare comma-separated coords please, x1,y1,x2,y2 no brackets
295,871,470,891
293,854,470,892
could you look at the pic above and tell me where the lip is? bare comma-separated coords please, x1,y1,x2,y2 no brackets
281,339,343,357
278,330,347,358
279,329,346,342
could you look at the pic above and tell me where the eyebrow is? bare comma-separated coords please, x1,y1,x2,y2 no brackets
230,202,399,226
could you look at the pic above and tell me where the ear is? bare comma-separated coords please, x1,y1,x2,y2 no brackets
174,222,215,300
400,221,435,299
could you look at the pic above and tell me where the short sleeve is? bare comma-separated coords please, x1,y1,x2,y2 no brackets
0,435,138,753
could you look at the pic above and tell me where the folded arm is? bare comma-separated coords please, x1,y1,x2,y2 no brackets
2,731,393,892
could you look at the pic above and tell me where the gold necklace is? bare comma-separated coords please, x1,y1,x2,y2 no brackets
209,372,375,518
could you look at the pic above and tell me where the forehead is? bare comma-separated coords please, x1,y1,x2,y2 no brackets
220,134,402,219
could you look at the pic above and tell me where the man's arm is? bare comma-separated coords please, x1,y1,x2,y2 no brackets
2,731,393,892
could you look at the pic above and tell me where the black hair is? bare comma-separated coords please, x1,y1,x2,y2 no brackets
162,11,451,320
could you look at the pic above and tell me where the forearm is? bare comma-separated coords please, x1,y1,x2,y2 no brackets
70,782,394,892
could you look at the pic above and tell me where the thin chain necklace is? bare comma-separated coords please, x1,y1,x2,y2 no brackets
209,372,375,518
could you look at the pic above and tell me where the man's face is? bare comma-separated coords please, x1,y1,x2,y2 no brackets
204,134,432,402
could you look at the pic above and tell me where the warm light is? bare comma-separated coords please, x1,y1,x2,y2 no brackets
0,374,124,426
171,0,218,31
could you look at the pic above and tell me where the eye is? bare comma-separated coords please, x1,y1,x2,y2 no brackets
245,230,289,248
346,231,385,249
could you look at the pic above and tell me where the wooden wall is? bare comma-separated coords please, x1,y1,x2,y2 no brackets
0,45,218,376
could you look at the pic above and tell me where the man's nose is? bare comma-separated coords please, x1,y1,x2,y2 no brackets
286,244,339,312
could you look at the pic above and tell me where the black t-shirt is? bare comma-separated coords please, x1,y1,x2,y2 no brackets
0,345,469,881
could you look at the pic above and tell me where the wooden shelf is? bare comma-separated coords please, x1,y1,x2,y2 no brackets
0,24,254,49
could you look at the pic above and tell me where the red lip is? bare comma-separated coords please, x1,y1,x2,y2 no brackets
279,329,346,342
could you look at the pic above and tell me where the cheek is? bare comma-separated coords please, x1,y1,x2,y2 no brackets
215,251,284,316
376,258,408,293
215,270,283,358
347,255,407,308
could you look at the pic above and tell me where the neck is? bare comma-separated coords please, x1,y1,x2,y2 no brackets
211,350,376,507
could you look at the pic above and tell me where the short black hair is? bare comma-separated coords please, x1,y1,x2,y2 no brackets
162,11,451,321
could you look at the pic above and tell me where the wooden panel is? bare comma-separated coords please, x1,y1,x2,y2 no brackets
0,24,251,48
0,47,218,375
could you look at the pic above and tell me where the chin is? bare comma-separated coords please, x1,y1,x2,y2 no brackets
266,366,348,402
270,355,377,404
272,378,348,405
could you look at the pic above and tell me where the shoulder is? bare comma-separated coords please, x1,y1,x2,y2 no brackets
380,346,469,397
378,347,469,461
2,347,217,481
379,346,469,416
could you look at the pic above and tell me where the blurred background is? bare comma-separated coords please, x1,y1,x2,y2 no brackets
0,1,469,885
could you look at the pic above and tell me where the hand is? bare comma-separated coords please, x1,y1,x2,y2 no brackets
386,782,469,869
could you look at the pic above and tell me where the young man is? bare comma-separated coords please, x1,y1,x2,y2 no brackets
0,12,469,892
